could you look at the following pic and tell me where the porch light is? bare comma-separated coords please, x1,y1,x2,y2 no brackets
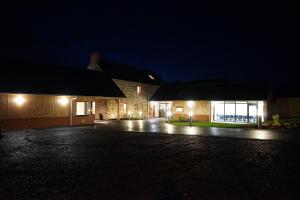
58,96,69,106
14,95,26,106
187,101,194,108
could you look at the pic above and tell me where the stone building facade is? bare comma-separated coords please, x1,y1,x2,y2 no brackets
106,79,159,119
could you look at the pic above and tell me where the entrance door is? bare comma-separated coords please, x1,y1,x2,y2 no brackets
159,103,171,118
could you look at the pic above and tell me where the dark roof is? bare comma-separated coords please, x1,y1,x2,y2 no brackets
0,60,125,97
151,80,270,101
99,60,162,85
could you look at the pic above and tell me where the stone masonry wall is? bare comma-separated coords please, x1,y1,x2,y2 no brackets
109,79,159,119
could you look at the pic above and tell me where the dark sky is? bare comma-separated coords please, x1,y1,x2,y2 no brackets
1,1,299,82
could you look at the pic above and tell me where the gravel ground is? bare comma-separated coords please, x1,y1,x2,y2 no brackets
0,126,300,200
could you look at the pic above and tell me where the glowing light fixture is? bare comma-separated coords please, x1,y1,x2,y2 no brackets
14,95,26,106
58,96,69,106
189,112,193,117
187,101,194,108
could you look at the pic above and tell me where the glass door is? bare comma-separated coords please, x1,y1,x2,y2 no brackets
159,103,171,118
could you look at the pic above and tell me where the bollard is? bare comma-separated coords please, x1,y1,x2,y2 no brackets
188,112,193,126
257,116,262,128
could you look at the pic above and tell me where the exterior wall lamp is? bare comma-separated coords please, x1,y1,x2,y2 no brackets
14,95,26,106
187,100,194,108
58,96,69,106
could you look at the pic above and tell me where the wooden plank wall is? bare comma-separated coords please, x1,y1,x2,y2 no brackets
0,94,69,119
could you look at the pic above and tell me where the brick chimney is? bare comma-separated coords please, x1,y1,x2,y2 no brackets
87,52,103,72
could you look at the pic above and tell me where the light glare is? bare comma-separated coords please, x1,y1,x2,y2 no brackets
187,101,194,108
58,96,69,106
14,95,26,106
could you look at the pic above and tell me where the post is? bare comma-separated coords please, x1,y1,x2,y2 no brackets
189,112,193,126
117,99,120,120
70,97,77,127
167,111,172,123
128,111,132,120
257,115,262,128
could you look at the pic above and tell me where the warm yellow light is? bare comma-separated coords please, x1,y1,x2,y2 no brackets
14,95,26,106
139,111,142,116
187,101,194,108
128,111,132,115
58,96,69,106
189,112,193,117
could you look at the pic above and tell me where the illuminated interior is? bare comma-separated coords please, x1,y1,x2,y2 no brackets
211,101,264,123
76,102,95,115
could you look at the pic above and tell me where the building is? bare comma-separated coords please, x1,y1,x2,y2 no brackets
1,55,300,130
92,53,161,120
0,55,160,130
150,80,300,123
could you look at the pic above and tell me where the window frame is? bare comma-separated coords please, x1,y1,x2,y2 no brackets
175,106,184,113
76,101,95,116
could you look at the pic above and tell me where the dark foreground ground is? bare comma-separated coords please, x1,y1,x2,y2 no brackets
1,126,300,200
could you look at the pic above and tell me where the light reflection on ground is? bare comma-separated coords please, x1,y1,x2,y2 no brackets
95,119,300,142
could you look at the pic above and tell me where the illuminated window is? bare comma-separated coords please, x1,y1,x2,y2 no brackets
148,74,155,80
176,107,183,112
92,102,96,115
137,86,141,94
76,102,95,115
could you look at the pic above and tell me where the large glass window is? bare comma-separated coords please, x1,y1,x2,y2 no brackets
76,102,95,116
212,102,224,121
211,101,264,123
225,102,235,122
236,102,248,123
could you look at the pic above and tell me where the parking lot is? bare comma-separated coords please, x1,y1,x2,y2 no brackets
1,122,300,199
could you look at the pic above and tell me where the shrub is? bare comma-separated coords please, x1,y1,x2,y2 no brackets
272,114,281,127
178,115,187,122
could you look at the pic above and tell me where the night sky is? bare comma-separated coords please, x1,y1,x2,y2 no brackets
1,1,299,82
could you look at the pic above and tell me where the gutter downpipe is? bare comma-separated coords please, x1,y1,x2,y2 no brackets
70,97,77,127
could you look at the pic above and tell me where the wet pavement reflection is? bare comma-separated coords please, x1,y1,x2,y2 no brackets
1,121,300,199
95,119,300,142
